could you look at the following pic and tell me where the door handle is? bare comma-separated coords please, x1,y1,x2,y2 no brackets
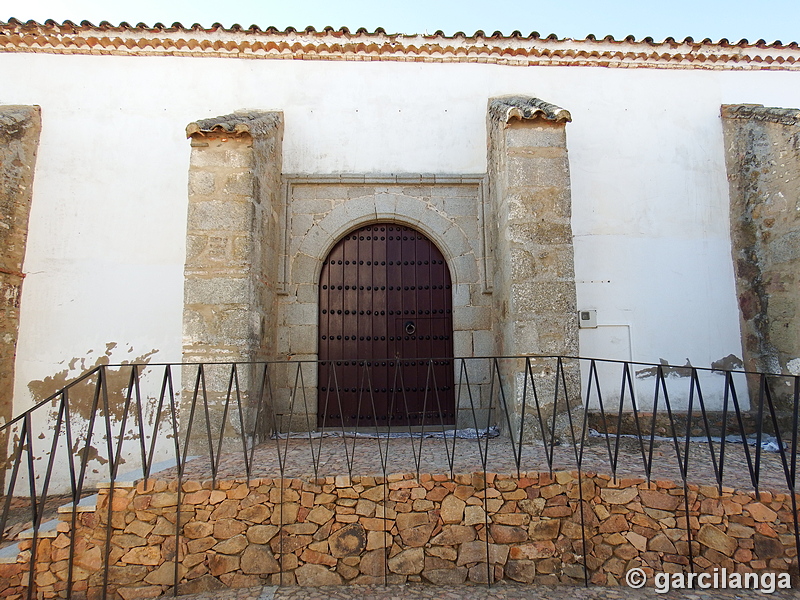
405,321,416,335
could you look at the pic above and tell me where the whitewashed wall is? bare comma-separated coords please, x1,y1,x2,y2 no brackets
3,52,800,418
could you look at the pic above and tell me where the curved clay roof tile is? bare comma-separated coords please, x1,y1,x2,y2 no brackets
489,96,572,123
1,20,799,69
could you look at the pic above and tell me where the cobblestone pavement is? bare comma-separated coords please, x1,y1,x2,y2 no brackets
163,583,800,600
170,435,791,493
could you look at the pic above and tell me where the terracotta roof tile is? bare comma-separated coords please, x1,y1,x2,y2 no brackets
489,96,572,123
1,19,798,70
185,110,282,138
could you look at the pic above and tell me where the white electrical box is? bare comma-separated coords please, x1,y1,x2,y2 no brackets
578,310,597,328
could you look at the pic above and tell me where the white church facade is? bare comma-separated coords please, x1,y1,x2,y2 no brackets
1,20,800,427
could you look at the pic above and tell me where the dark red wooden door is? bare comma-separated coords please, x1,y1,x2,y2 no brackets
318,224,455,428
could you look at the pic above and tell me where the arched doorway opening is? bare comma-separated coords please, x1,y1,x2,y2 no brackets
318,223,455,428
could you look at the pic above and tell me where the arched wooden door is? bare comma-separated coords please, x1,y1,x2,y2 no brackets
318,224,455,428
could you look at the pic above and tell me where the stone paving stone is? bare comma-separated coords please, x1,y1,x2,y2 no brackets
167,435,792,494
162,583,800,600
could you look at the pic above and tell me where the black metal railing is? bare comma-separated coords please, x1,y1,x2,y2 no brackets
0,355,798,598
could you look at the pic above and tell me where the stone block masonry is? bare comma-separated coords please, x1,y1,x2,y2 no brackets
4,470,797,598
486,97,580,441
182,111,284,444
0,106,40,435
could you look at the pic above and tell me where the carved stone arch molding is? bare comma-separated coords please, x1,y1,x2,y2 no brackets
292,191,478,285
277,176,491,362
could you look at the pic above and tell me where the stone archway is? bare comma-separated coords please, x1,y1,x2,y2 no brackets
274,177,493,429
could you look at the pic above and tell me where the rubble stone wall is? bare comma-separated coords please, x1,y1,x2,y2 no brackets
722,104,800,409
0,105,41,430
4,471,797,598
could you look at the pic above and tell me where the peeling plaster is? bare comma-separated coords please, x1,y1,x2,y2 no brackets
26,344,159,472
711,354,745,371
635,355,745,380
786,358,800,376
28,343,158,422
635,358,693,379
